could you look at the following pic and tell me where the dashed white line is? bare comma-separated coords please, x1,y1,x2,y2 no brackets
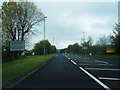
99,77,120,81
79,67,111,90
64,54,71,60
71,60,76,65
68,58,71,60
85,68,120,71
64,54,111,90
64,55,76,65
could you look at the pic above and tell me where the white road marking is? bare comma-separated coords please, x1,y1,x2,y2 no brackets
95,60,101,62
99,77,120,81
85,68,120,71
71,60,76,65
78,64,90,65
64,54,71,60
95,60,109,64
97,64,112,66
79,67,111,90
78,64,112,66
68,57,71,60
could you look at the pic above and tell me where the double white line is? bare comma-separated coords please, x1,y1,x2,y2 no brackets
64,54,111,90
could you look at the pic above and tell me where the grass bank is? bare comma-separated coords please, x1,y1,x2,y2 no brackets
2,55,54,87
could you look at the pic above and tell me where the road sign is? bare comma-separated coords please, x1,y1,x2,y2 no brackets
10,40,25,51
82,46,88,50
106,48,115,54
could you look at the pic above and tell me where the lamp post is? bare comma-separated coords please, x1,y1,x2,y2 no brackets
82,32,85,43
44,15,47,55
82,32,85,54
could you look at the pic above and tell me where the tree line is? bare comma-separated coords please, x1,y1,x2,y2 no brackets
66,23,120,55
1,1,45,61
32,40,57,55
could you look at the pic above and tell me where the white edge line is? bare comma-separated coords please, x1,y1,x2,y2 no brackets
79,67,111,90
99,77,120,81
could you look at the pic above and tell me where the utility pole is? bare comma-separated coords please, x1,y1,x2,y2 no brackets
82,32,85,43
43,15,47,55
82,32,86,54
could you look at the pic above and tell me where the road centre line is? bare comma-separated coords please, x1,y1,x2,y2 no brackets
68,57,71,60
71,60,76,65
64,54,111,90
99,77,120,81
64,54,76,65
79,67,111,90
85,68,120,71
64,54,71,60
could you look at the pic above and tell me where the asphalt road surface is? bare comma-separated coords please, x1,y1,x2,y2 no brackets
12,53,120,89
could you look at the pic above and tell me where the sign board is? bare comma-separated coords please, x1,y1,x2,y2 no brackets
10,40,25,51
82,46,88,50
106,48,115,53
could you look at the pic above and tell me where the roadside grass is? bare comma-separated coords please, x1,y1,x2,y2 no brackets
2,55,54,87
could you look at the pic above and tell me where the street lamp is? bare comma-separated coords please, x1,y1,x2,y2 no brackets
82,32,85,43
43,15,47,55
82,32,86,54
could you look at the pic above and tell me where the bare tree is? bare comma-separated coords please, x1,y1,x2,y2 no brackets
2,2,44,42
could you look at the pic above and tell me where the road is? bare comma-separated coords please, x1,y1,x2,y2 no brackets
12,53,119,89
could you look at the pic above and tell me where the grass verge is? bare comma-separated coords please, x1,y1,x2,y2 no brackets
2,55,54,87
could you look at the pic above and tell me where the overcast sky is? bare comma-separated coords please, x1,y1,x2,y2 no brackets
27,2,118,49
0,1,118,50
